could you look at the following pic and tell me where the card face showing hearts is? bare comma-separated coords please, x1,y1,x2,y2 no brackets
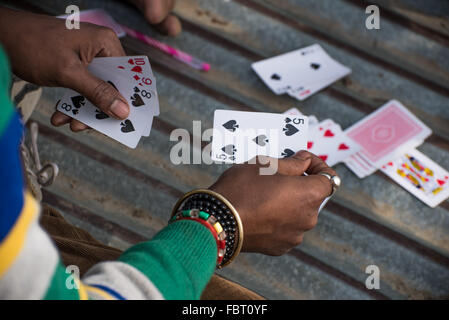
252,44,351,98
345,100,432,169
381,149,449,208
57,56,159,148
212,110,308,163
307,120,361,166
58,9,126,38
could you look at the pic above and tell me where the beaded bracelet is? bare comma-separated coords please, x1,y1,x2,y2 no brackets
171,189,243,268
170,210,227,266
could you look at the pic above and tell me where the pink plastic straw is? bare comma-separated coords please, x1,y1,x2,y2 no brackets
121,24,211,72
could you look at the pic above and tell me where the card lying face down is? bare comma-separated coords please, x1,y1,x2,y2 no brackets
57,56,159,148
345,100,432,170
211,110,308,164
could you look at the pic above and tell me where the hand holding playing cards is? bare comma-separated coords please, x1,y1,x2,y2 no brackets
210,151,337,256
127,0,181,36
0,7,130,132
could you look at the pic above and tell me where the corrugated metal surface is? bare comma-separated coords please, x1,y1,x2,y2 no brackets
4,0,449,299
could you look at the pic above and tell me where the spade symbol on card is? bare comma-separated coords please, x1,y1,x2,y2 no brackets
222,120,239,132
70,95,85,115
283,123,299,136
281,149,295,158
222,144,237,156
310,63,320,70
271,73,281,81
120,119,135,133
95,109,109,120
131,93,145,107
253,135,269,146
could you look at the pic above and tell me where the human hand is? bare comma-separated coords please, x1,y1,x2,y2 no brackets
0,8,130,132
210,151,338,256
127,0,182,36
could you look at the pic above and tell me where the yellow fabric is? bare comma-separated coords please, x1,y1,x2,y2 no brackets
0,192,38,276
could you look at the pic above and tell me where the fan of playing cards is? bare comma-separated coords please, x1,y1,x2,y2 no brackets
57,56,159,148
210,100,449,208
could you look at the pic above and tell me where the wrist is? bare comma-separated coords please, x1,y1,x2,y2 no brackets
170,189,244,268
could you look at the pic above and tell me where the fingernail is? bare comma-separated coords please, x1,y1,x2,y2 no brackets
110,99,129,119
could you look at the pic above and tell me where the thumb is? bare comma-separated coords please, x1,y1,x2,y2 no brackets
277,150,312,176
69,68,130,120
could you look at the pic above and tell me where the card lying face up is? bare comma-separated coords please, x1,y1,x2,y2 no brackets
212,110,308,164
381,149,449,208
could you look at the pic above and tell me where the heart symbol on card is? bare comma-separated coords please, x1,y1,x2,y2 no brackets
338,143,349,150
133,75,141,81
388,162,394,166
222,144,237,156
118,66,125,70
319,155,328,162
222,120,239,132
120,119,135,133
281,148,295,158
324,130,334,137
128,59,134,65
253,135,269,146
283,124,299,136
437,179,446,186
307,141,314,150
131,66,143,73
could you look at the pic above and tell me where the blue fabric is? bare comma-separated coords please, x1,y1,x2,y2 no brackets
89,284,126,300
0,112,24,242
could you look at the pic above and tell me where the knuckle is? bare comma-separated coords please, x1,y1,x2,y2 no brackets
91,81,116,109
98,26,118,40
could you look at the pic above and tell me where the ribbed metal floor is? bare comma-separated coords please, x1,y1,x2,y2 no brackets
5,0,449,299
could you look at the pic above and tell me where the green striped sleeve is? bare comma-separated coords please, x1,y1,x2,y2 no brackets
43,263,86,300
119,220,217,300
0,45,14,136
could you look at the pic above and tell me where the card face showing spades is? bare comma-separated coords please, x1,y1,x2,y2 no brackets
57,56,159,148
251,44,351,96
212,110,308,163
88,56,159,137
57,89,143,148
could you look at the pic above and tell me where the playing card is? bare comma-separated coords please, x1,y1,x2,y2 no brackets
57,89,142,148
57,56,159,147
344,154,377,178
89,56,159,137
307,120,361,166
381,149,449,208
58,9,125,38
212,110,308,163
252,44,351,97
283,108,319,128
345,100,431,169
